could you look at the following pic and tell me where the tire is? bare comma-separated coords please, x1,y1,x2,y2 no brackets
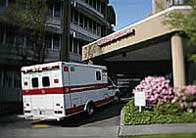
114,93,121,103
85,103,94,116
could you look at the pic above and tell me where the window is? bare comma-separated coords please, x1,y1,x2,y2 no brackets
0,28,3,44
42,76,50,87
97,1,101,12
13,72,20,88
89,0,92,6
47,2,53,16
79,14,83,27
45,34,52,49
89,20,92,32
53,34,60,50
96,71,101,81
170,0,185,6
26,36,33,48
84,16,88,29
93,21,96,34
69,38,73,52
54,2,60,17
15,34,24,47
74,40,77,53
0,71,2,87
93,0,96,9
71,8,74,22
97,24,101,36
3,71,13,88
0,0,6,6
32,77,38,88
6,29,15,45
74,11,78,24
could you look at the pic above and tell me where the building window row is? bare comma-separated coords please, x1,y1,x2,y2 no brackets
0,0,9,7
0,70,21,88
0,27,61,51
69,37,85,55
0,0,6,7
0,28,26,48
0,0,61,18
82,0,105,14
46,34,61,51
167,0,185,6
71,9,103,37
47,1,61,18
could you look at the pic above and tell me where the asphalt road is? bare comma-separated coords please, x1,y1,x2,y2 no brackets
0,99,129,138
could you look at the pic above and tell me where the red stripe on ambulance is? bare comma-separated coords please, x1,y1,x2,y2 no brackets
22,83,108,95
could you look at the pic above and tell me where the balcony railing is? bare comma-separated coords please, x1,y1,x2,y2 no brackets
0,6,6,15
46,16,61,26
169,0,186,6
70,23,100,40
0,43,35,63
73,0,104,18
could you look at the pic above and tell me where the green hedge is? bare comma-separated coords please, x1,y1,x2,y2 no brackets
124,100,196,125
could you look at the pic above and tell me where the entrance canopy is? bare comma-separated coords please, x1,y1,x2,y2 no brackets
82,6,190,62
82,6,191,87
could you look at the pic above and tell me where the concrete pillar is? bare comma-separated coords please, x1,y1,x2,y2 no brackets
171,34,186,87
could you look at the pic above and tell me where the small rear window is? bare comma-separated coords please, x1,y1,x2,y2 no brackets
42,76,50,87
32,78,38,88
96,71,101,81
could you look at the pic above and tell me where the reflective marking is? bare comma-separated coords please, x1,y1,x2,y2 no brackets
32,124,49,128
32,120,42,123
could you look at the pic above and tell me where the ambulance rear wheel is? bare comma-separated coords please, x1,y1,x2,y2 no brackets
114,92,121,103
86,103,94,116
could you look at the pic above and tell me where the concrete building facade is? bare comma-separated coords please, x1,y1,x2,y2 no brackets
0,0,115,114
82,1,195,94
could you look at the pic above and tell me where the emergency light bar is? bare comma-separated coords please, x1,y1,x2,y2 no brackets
21,65,61,73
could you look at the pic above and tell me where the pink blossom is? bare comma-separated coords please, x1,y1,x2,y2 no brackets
180,102,188,108
193,101,196,107
133,76,173,107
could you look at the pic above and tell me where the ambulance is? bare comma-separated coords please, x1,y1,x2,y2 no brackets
21,61,120,121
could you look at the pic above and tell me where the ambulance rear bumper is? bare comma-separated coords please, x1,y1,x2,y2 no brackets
18,114,64,121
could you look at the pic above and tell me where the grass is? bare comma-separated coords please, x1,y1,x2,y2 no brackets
122,133,196,138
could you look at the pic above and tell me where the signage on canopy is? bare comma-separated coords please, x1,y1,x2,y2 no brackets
97,28,135,46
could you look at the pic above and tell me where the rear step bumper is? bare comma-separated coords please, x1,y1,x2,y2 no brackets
18,114,64,121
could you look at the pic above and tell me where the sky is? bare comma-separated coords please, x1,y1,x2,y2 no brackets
109,0,152,31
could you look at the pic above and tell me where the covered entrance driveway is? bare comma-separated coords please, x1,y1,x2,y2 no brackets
82,6,193,93
91,35,173,94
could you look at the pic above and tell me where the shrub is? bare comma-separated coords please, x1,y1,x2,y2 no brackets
154,102,183,115
134,76,173,107
124,100,196,125
173,85,196,112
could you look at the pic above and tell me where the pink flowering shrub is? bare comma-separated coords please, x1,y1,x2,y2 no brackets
134,76,173,107
173,85,196,112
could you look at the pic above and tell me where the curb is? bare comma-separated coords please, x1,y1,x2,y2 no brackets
118,108,124,136
118,109,196,136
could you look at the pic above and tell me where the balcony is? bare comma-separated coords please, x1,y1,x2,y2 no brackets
0,43,35,65
44,49,60,62
169,0,186,7
73,0,104,18
69,52,82,62
70,23,100,41
46,16,62,34
72,0,108,25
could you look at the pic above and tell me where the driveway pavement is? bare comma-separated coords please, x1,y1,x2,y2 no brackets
0,99,129,138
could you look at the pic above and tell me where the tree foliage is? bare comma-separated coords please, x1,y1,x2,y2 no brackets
3,0,48,63
165,0,196,45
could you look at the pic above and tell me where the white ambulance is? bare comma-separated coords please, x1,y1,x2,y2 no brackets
21,61,119,121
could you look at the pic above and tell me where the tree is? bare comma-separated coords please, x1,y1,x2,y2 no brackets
2,0,48,63
165,0,196,53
